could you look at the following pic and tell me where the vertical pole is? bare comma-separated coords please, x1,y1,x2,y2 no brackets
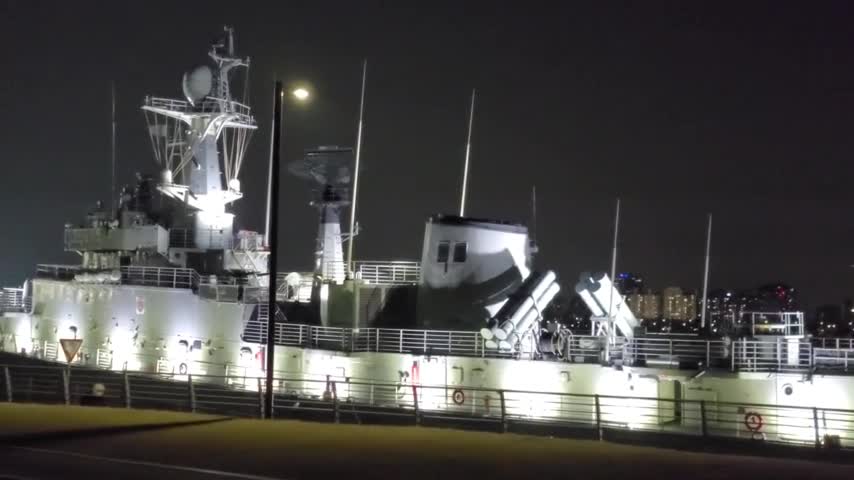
498,390,507,433
459,88,477,217
731,339,737,371
594,394,603,441
700,400,708,437
3,366,11,402
531,185,537,242
265,81,284,419
700,214,713,330
110,81,117,220
706,341,710,368
346,59,368,278
605,198,620,361
332,381,340,424
258,378,265,419
123,371,131,409
412,384,420,426
62,367,70,406
813,407,821,450
188,374,196,413
263,78,278,247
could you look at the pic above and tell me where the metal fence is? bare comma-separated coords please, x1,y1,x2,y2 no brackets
353,261,420,285
0,288,26,313
265,324,511,358
121,266,199,289
145,96,254,124
0,363,851,452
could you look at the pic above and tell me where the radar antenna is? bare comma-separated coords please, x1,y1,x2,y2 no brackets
141,26,256,250
289,146,354,284
142,26,255,215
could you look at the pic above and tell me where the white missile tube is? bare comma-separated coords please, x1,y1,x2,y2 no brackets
492,271,556,340
575,282,606,317
505,282,561,346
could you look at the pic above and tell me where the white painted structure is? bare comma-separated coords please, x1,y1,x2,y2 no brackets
416,215,534,330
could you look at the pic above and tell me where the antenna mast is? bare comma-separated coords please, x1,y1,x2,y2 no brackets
459,88,476,217
531,185,537,241
346,59,368,278
700,214,713,330
605,198,621,357
111,81,117,219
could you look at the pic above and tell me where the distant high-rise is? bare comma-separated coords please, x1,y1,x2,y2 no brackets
815,304,843,336
662,287,686,320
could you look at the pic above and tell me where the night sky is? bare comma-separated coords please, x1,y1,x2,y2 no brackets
2,1,854,312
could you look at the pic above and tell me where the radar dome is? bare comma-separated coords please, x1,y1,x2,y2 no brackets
182,65,213,105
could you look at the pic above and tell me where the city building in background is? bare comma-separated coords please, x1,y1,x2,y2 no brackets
560,276,806,336
815,304,843,337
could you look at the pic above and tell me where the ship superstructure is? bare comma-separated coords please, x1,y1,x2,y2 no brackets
2,27,854,450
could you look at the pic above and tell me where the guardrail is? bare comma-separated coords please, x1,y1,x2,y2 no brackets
732,338,813,372
121,266,200,289
144,96,255,125
0,363,851,451
265,324,508,358
0,288,26,313
169,228,235,250
354,261,420,285
622,337,728,368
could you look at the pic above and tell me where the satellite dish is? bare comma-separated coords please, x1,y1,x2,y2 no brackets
182,65,213,105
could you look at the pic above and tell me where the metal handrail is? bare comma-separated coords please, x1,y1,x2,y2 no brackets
1,363,851,450
0,288,25,313
144,96,255,124
120,266,200,289
353,261,420,285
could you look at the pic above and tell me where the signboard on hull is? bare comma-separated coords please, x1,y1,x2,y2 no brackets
59,338,83,363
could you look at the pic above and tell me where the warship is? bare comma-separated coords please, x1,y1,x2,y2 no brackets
1,27,853,446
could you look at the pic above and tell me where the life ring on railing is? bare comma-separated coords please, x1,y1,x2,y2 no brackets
744,411,763,432
178,362,188,375
452,389,465,405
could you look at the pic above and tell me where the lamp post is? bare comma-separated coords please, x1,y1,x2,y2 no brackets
265,82,310,419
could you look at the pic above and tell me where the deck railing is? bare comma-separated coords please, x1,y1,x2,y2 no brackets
353,261,420,285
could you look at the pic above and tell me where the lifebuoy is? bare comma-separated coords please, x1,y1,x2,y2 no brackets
179,362,188,375
452,389,465,405
744,411,763,432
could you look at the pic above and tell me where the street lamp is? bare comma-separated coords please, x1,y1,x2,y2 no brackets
264,81,311,419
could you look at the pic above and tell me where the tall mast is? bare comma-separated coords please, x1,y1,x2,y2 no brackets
111,81,117,219
606,198,621,352
346,59,368,278
700,213,713,330
531,185,537,241
459,88,476,217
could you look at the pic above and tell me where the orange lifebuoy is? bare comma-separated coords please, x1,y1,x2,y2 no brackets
744,411,763,432
452,389,465,405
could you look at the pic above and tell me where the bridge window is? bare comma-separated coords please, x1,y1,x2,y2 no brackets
453,242,468,263
437,242,450,263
